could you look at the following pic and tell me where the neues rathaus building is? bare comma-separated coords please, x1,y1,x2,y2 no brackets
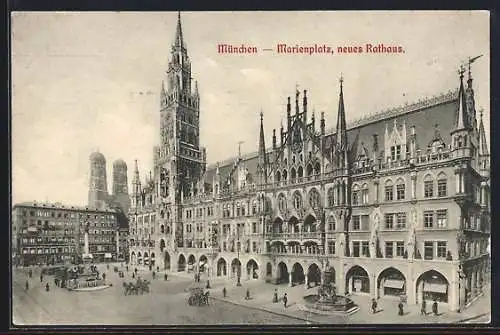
125,13,490,312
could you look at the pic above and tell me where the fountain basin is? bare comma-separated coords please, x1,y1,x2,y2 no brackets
69,284,112,292
302,294,358,313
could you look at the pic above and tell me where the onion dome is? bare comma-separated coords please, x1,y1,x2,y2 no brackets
113,159,127,168
89,151,106,164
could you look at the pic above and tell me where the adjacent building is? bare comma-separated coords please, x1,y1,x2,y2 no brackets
12,202,121,265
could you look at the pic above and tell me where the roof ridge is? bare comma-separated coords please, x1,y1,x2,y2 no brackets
327,88,459,134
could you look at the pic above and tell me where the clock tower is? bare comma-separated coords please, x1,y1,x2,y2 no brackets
155,12,206,249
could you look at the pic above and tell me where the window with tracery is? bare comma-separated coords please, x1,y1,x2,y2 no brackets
308,188,320,209
293,192,303,210
278,193,287,212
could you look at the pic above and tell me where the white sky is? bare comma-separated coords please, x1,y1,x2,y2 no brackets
11,11,490,206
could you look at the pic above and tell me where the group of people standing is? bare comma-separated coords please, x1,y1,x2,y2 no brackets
371,297,440,317
24,269,50,293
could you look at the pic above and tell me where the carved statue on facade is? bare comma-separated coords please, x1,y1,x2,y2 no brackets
338,232,346,257
406,207,417,259
369,212,380,258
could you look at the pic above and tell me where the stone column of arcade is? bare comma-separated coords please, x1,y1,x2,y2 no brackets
471,270,477,296
407,263,416,305
304,274,309,290
289,272,293,287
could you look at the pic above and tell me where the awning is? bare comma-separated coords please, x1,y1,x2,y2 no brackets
384,279,405,289
104,253,112,258
424,283,448,294
83,254,93,259
199,261,206,266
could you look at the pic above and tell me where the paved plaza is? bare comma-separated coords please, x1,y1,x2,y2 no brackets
12,264,490,326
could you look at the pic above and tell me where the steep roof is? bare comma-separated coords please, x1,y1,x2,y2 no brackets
203,89,459,185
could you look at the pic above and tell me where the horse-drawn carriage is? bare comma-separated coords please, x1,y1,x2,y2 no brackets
123,278,151,295
187,287,209,306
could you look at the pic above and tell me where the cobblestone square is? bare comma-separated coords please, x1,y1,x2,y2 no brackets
12,264,490,326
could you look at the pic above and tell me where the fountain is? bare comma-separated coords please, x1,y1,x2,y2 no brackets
301,264,358,314
66,264,111,292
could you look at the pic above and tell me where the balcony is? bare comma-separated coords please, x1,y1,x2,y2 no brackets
266,231,322,241
415,150,452,165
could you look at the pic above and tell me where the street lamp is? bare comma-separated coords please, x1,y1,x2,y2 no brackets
237,224,241,286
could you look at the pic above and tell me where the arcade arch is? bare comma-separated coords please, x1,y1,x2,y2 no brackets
277,261,289,284
177,254,186,272
163,251,171,270
345,265,370,295
291,262,305,286
246,259,259,279
416,270,450,304
217,257,227,277
307,263,321,287
377,267,406,298
199,255,208,273
231,258,242,279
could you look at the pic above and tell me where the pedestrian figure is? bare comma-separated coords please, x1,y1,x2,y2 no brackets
197,274,201,283
206,280,211,289
398,302,404,316
283,293,288,308
156,266,159,272
149,265,152,271
107,264,110,270
432,299,438,316
164,273,168,281
421,300,427,315
245,288,250,300
152,271,156,280
371,298,378,314
102,273,106,281
135,268,138,274
25,280,29,291
40,274,43,283
223,287,227,298
29,269,32,278
54,278,58,287
126,265,129,272
273,289,278,303
132,272,135,279
45,283,50,292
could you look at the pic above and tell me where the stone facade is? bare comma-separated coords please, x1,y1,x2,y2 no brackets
128,13,490,312
12,202,121,265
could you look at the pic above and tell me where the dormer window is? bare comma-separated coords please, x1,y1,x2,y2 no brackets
390,145,402,161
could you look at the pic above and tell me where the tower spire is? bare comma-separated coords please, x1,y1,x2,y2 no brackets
478,110,489,156
259,111,266,156
336,74,347,150
175,11,185,49
258,111,268,184
455,65,469,130
133,159,140,182
194,80,199,97
160,80,166,105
